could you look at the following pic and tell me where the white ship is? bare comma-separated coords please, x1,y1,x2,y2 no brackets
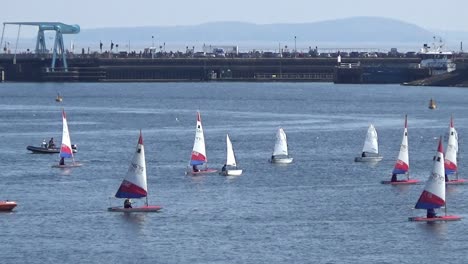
419,37,456,75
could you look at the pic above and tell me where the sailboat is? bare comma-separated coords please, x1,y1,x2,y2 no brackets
55,93,63,102
409,137,461,222
445,116,466,185
52,109,82,168
0,200,17,211
221,134,243,176
354,124,383,162
382,115,419,184
428,98,436,109
108,131,162,212
270,127,293,164
186,111,217,175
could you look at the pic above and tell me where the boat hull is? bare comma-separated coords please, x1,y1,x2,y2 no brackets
108,205,162,212
354,156,383,162
381,179,419,185
446,179,468,185
409,215,461,222
270,158,293,164
221,169,243,176
0,201,17,211
186,168,218,176
27,145,77,154
52,163,83,168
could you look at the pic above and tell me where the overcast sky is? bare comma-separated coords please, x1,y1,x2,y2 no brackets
1,0,467,31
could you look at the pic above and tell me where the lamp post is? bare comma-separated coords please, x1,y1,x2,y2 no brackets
152,35,155,59
294,36,297,58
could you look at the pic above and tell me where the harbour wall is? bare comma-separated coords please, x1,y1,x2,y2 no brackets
0,55,430,83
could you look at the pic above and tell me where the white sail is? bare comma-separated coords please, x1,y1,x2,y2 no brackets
115,131,148,198
190,111,207,165
272,128,288,157
362,124,379,154
445,116,458,174
59,109,74,159
225,134,237,167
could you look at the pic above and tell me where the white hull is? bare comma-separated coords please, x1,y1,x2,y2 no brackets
354,156,383,162
52,162,83,168
221,169,243,176
270,157,293,164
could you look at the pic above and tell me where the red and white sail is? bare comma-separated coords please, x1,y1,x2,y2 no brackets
190,111,207,166
272,127,289,157
60,109,74,159
392,115,409,175
115,131,148,199
444,116,458,175
415,137,446,209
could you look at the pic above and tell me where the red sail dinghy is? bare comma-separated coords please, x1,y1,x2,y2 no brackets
444,116,467,185
108,131,162,212
186,111,217,175
382,115,419,185
52,109,82,168
0,201,17,212
409,138,461,222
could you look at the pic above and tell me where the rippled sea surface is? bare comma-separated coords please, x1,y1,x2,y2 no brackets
1,82,468,263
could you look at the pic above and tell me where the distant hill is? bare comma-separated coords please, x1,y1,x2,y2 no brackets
78,17,435,44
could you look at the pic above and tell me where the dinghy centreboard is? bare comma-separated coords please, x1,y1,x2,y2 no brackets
355,124,383,162
186,111,217,175
409,137,461,222
108,131,162,212
382,115,419,185
52,109,82,168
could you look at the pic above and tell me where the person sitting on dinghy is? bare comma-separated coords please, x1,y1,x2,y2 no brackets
48,138,55,148
42,139,47,148
221,164,227,172
427,208,437,218
124,198,132,208
192,165,199,172
59,157,65,166
391,174,397,182
361,152,366,157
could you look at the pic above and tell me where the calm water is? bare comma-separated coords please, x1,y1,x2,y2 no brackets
1,82,468,263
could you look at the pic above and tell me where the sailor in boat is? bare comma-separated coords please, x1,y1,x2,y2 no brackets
221,164,227,172
427,208,437,218
124,198,132,208
361,152,366,157
59,157,65,166
42,139,47,148
391,174,397,182
48,137,56,148
192,165,199,172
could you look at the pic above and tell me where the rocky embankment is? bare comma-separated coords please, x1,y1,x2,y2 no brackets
404,69,468,87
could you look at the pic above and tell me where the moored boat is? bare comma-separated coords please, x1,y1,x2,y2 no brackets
0,201,17,212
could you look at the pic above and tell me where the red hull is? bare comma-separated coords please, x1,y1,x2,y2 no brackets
409,215,462,222
446,179,468,185
187,168,218,176
0,201,17,211
381,179,420,185
108,205,162,212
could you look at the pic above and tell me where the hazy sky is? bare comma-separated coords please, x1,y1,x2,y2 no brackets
1,0,467,31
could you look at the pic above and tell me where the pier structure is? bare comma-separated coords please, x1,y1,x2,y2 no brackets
1,22,79,71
